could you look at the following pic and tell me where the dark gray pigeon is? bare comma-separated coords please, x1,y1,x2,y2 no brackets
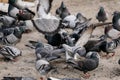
27,40,64,61
112,11,120,31
66,51,99,78
2,77,36,80
84,36,106,52
45,29,74,47
99,37,120,57
56,1,70,19
96,7,108,22
76,13,87,23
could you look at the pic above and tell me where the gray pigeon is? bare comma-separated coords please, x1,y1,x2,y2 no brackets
112,11,120,31
99,37,120,58
66,51,99,78
35,59,55,75
26,41,59,75
56,1,70,19
0,45,22,61
27,40,64,61
8,4,35,21
76,13,87,23
0,15,16,27
104,24,120,39
37,0,53,17
47,77,81,80
2,77,36,80
0,26,27,45
96,7,108,22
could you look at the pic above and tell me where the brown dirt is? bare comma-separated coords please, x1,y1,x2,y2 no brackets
0,0,120,80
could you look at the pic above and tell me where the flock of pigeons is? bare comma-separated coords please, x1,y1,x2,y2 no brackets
0,0,120,80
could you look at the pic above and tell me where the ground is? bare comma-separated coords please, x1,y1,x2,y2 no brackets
0,0,120,80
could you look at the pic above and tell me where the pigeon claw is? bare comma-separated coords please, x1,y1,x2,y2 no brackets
106,53,115,59
83,73,90,79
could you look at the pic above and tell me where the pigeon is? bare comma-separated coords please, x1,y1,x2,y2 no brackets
71,18,92,41
62,15,78,29
118,59,120,65
56,1,70,19
104,24,120,39
8,4,19,18
36,0,53,18
84,36,106,52
62,13,89,29
0,26,27,45
76,13,87,23
0,15,16,27
45,33,64,47
66,51,99,78
25,41,60,75
32,0,60,34
45,29,74,47
47,77,81,80
16,8,35,21
2,77,36,80
35,59,56,75
112,11,120,31
96,6,108,22
8,4,35,21
99,37,120,57
27,40,64,61
0,45,22,61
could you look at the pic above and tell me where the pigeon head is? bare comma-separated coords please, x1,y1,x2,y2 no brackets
56,1,66,15
76,13,82,19
61,1,66,9
36,42,44,49
19,26,26,33
113,11,120,16
0,16,4,22
106,41,116,52
100,6,104,10
86,51,100,59
112,11,120,31
99,6,106,15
